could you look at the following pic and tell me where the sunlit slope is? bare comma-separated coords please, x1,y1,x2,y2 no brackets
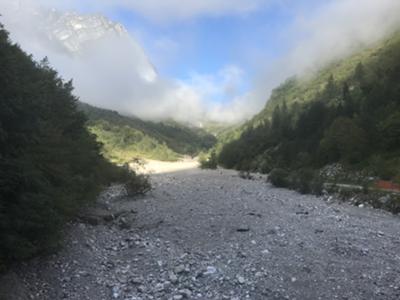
78,103,217,163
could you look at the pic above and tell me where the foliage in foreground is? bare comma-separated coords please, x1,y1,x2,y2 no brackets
0,24,149,268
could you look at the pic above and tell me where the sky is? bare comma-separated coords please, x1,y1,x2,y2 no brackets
1,0,400,124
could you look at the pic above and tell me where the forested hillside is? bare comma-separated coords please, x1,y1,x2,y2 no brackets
218,31,400,188
0,24,143,267
79,103,217,163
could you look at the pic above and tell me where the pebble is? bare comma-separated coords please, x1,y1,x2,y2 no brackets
236,276,246,284
204,266,217,275
174,265,186,274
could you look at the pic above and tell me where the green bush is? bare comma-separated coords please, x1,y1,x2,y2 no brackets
270,168,323,195
124,171,152,196
289,168,324,195
310,176,324,196
269,168,290,188
200,150,218,170
367,155,399,180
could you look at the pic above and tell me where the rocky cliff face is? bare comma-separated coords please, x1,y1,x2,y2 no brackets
46,11,127,53
44,11,157,82
1,3,157,83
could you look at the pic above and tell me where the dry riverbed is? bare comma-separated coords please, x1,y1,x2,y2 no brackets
1,167,400,300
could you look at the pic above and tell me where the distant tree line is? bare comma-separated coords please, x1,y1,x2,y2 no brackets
218,38,400,186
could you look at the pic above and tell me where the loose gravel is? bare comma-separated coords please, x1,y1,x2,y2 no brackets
2,168,400,300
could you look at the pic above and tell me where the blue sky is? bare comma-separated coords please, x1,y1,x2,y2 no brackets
111,4,283,78
97,0,332,103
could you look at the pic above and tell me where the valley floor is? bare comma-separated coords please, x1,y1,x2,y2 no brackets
1,168,400,299
133,158,199,174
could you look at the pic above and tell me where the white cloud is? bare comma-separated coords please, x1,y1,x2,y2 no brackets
249,0,400,113
178,66,260,123
287,0,400,73
184,65,245,104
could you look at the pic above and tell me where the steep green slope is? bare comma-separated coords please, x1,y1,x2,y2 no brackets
217,31,400,185
251,32,400,126
78,103,217,163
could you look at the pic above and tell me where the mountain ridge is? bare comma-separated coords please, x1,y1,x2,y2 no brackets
216,30,400,187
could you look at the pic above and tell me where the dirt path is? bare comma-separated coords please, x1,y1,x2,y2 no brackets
2,168,400,299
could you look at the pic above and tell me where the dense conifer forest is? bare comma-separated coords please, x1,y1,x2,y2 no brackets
217,32,400,191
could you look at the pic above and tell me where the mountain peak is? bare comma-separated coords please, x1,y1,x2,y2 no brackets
46,11,128,53
1,3,158,83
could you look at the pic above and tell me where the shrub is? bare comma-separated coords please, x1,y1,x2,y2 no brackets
124,172,152,196
289,168,324,195
388,196,400,214
269,168,290,188
200,150,218,170
238,170,253,180
310,176,324,196
270,168,323,195
258,158,273,174
367,155,398,180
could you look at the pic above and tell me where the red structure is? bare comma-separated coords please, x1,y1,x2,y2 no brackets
375,180,400,192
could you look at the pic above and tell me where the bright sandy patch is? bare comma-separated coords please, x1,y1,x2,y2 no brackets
131,158,199,174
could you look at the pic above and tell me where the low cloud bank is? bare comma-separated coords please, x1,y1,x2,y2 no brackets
251,0,400,111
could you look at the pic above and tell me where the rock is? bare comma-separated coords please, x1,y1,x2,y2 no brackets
169,272,178,283
118,217,131,230
112,286,121,299
378,195,391,205
130,277,144,285
174,264,186,274
137,285,146,293
255,272,263,277
236,275,246,284
203,266,217,275
179,289,192,298
77,270,90,277
154,283,165,292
